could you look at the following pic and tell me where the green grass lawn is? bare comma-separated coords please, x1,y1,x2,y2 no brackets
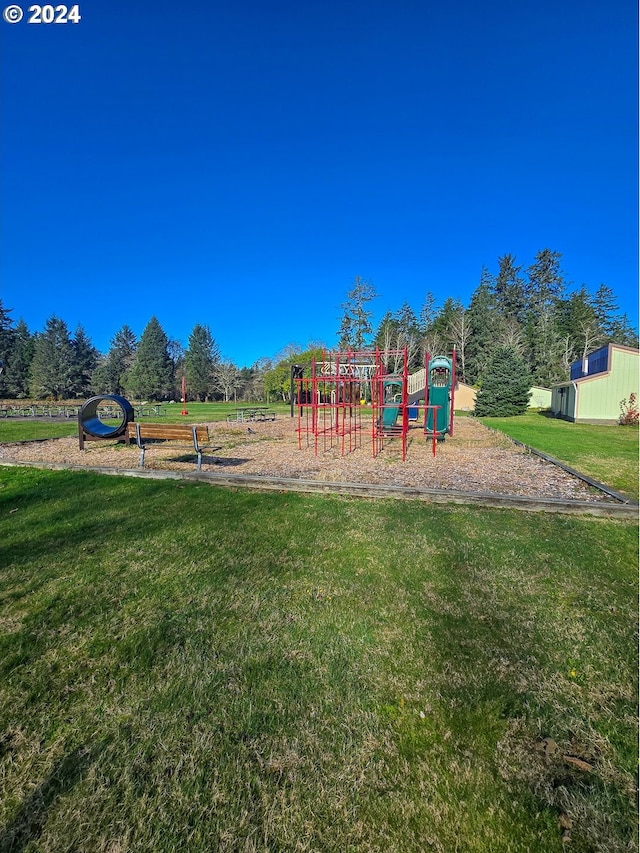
479,412,639,498
0,402,292,443
1,468,637,852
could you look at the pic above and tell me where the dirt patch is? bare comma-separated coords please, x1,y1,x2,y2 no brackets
0,417,612,503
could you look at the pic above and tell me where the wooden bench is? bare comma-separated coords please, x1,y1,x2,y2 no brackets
125,422,212,471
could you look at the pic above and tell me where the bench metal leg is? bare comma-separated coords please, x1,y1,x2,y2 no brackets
138,446,146,468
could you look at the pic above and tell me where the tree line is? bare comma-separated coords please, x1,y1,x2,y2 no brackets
0,248,636,403
0,311,259,402
338,250,638,387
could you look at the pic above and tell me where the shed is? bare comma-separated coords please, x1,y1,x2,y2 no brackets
528,386,552,409
454,381,477,411
550,343,639,424
453,383,551,412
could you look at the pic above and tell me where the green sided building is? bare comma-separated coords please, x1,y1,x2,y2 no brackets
550,343,639,424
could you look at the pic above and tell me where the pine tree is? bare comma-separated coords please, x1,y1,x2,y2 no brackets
465,268,498,385
494,254,526,326
4,319,34,398
431,297,463,351
525,249,565,314
374,305,421,372
395,302,422,369
591,284,619,340
591,284,638,346
0,301,15,397
70,325,99,397
524,250,566,384
474,347,532,417
418,291,439,334
337,276,378,350
419,291,444,358
555,287,600,373
29,316,75,399
92,325,138,394
608,314,639,348
185,324,220,401
125,317,173,401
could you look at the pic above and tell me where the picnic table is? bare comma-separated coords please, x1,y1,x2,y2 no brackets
226,407,276,423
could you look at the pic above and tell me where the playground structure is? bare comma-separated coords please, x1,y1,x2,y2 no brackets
77,394,135,449
294,348,455,461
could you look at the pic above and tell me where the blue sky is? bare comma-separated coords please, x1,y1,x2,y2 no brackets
1,0,637,366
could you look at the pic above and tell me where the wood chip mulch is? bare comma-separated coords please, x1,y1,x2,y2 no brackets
0,417,614,503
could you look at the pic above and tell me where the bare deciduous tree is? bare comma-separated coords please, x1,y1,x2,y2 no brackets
447,308,471,383
213,361,241,402
578,318,604,361
497,318,526,355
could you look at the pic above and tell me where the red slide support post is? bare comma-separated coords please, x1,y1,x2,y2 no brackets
449,346,456,437
181,376,188,415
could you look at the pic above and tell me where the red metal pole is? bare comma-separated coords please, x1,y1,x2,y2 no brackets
401,346,408,461
431,406,439,456
181,376,188,415
449,347,456,437
423,351,430,436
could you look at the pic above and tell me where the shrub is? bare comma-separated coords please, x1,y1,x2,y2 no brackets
619,393,639,426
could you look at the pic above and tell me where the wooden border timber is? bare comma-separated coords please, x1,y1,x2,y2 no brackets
482,427,636,505
0,460,637,518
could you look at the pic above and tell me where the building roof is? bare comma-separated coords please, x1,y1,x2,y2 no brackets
553,342,639,388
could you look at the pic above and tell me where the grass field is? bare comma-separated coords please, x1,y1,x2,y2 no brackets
478,412,639,498
0,467,637,852
0,402,292,443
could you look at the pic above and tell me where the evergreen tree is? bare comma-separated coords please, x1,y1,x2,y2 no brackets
527,311,565,387
590,284,638,346
396,302,420,340
474,347,532,417
337,276,378,350
431,297,463,350
4,319,34,398
70,325,99,397
525,249,565,314
418,291,439,334
0,301,16,397
374,305,421,372
419,291,445,358
92,325,137,394
524,249,566,384
591,284,619,340
465,268,498,385
29,316,75,399
167,339,185,399
395,302,422,369
185,324,220,401
555,287,600,372
125,317,173,401
608,314,639,348
236,365,260,402
494,254,526,326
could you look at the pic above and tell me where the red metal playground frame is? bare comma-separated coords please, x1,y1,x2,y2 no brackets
294,348,455,461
